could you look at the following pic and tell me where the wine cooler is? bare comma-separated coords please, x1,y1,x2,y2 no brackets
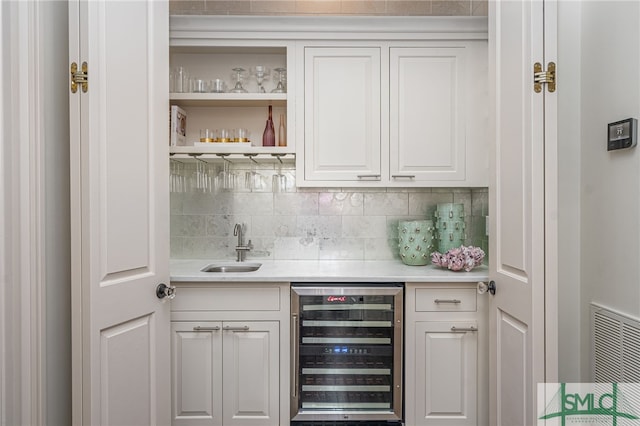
291,284,404,423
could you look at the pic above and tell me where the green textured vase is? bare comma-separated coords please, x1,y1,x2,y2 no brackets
398,220,434,266
434,203,467,253
434,203,465,220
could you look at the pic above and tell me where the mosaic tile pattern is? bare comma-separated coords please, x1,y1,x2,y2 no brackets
170,166,488,261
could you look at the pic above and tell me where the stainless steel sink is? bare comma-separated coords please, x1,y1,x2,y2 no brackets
201,262,262,273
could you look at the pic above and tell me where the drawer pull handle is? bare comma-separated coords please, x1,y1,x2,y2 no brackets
451,326,477,332
357,174,381,180
391,174,416,179
192,326,220,331
434,299,462,304
223,325,250,331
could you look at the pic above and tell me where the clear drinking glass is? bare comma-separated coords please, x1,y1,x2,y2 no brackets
250,66,270,93
170,159,187,193
217,160,236,190
192,78,208,93
210,78,226,93
235,128,250,143
229,68,248,93
199,129,214,143
172,66,188,93
193,160,214,193
271,68,287,93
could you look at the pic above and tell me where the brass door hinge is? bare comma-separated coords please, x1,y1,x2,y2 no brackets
70,61,88,93
534,62,555,93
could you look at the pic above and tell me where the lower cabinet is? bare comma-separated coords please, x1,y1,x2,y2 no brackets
414,321,477,426
405,283,488,426
171,321,279,426
170,283,290,426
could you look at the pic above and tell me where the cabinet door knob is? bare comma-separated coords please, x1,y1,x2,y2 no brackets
156,283,176,300
477,281,496,295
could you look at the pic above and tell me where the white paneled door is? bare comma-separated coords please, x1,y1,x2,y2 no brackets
489,0,557,425
69,1,170,425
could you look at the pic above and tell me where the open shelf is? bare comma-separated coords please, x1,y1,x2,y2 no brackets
170,92,287,107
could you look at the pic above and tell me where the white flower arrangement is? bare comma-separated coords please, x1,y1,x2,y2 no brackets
431,245,485,272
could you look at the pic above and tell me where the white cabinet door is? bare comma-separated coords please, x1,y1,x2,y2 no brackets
171,323,223,426
303,47,381,182
171,321,280,426
389,47,466,183
414,321,477,426
69,1,170,424
222,322,280,426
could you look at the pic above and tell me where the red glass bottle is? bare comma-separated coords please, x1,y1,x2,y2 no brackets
262,105,275,147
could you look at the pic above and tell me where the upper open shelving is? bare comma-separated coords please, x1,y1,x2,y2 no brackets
169,92,287,108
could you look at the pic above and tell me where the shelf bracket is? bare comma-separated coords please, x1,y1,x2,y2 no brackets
271,153,286,164
244,153,259,164
216,153,232,163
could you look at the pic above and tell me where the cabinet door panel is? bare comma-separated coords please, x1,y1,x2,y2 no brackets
415,321,477,426
222,322,280,426
390,47,466,182
171,322,223,426
304,47,381,181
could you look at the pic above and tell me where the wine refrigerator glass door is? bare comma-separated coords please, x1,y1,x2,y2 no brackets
291,285,403,422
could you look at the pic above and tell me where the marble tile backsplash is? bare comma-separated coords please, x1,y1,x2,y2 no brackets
171,166,488,261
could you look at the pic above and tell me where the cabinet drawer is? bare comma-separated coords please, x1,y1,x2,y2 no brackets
415,288,476,312
171,286,281,311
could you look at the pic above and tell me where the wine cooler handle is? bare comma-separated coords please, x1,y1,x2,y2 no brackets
291,313,299,398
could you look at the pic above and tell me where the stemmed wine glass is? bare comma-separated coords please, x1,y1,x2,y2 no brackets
271,68,287,93
250,66,270,93
229,67,248,93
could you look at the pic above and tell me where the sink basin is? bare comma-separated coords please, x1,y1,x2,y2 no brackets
201,262,262,273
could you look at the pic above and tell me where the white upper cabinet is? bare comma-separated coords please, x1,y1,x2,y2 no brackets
295,21,488,187
390,47,467,183
303,47,382,182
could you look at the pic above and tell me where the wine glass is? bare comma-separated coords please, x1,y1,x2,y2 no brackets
229,67,248,93
271,68,287,93
250,66,270,93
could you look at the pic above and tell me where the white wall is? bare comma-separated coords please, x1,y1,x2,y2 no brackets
1,2,71,424
557,0,582,382
579,0,640,380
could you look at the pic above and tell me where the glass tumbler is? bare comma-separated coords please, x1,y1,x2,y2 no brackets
199,129,214,143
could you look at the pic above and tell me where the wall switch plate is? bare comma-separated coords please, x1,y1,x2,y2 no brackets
608,118,637,151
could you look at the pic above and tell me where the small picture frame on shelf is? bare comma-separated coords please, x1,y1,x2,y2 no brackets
170,105,188,146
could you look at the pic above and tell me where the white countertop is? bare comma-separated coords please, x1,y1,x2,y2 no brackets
170,259,489,283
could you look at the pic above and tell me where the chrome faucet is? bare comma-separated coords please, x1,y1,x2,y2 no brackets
233,223,252,262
